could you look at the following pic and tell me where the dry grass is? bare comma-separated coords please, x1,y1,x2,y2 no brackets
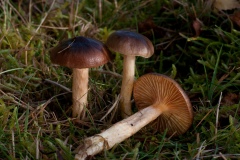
0,0,240,159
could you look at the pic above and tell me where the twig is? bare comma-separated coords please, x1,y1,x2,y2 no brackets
32,20,87,30
201,154,240,159
5,0,27,25
44,79,71,92
100,95,120,121
0,68,24,75
92,69,122,78
36,127,41,160
24,0,57,65
49,118,74,125
196,133,200,145
11,130,15,158
195,140,206,160
215,92,222,136
219,152,227,160
57,38,76,53
98,0,102,22
194,109,213,130
0,83,19,93
33,25,70,30
114,0,118,8
0,90,34,110
27,92,70,126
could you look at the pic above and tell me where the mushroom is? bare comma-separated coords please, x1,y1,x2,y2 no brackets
106,30,154,118
50,36,111,119
75,73,193,159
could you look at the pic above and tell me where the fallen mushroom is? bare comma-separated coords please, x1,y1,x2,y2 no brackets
75,73,193,159
50,36,111,119
106,30,154,118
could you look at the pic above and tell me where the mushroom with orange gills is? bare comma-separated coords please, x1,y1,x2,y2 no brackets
75,73,193,159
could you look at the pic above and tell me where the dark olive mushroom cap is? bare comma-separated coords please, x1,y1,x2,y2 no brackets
106,30,154,58
133,73,193,136
50,36,111,69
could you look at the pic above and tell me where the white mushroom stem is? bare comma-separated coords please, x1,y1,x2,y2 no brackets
120,55,135,118
75,104,163,160
72,68,89,119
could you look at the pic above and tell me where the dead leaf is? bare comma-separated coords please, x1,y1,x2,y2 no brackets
230,11,240,27
222,92,239,106
138,17,165,39
192,18,203,37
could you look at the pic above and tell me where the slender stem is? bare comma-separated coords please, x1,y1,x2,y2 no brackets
75,104,162,159
120,55,135,118
72,68,89,119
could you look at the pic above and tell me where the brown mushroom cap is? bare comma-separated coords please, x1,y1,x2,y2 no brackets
50,36,111,69
106,30,154,58
133,73,193,136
